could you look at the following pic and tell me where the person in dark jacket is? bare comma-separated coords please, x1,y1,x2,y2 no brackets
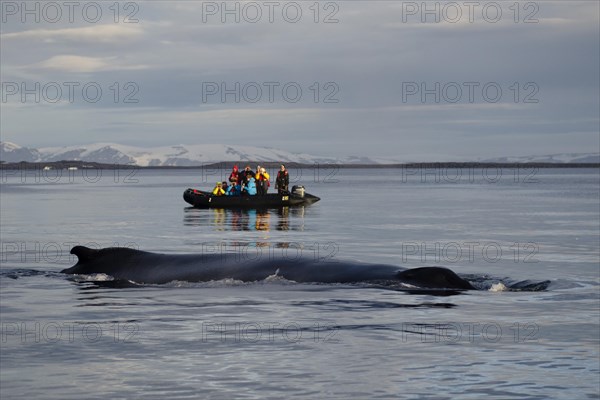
238,166,253,192
240,166,254,183
276,164,289,194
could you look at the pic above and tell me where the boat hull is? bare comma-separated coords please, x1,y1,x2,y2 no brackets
183,188,320,209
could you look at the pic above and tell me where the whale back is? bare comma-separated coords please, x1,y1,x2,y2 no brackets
70,245,99,263
396,267,474,290
62,246,153,276
62,246,476,289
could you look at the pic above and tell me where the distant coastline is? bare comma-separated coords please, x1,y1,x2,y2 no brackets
1,160,598,170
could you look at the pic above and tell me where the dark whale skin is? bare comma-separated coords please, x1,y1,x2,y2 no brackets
62,246,474,290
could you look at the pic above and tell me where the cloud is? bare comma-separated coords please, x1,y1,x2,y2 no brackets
1,24,143,43
31,55,148,73
0,1,597,159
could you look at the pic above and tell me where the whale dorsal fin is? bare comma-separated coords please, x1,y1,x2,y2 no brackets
70,246,99,263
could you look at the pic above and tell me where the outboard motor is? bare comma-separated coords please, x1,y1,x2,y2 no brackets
291,185,305,198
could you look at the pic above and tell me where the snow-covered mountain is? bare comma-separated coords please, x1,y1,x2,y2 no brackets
483,153,600,164
1,142,598,165
0,142,42,163
0,142,363,166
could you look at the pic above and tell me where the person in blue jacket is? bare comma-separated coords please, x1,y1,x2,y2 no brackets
226,182,241,196
242,176,257,196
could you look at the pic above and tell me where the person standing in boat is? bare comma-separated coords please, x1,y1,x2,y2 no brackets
254,165,263,193
256,167,270,195
228,165,240,185
242,166,254,181
263,168,271,194
276,164,289,194
240,165,254,191
255,167,264,195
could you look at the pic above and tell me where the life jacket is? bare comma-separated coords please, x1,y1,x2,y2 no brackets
212,186,225,196
229,165,239,183
277,170,289,186
257,172,270,186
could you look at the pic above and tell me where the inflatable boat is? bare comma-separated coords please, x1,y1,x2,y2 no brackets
183,185,320,209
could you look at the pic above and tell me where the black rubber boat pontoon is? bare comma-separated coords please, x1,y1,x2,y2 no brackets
183,185,320,209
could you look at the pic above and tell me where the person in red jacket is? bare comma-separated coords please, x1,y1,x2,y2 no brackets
228,165,240,185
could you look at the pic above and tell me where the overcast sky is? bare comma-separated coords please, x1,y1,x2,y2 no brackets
1,1,598,160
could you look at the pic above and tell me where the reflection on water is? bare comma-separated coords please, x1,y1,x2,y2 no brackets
183,207,306,231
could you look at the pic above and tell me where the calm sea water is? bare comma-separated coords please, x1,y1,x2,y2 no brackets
1,167,599,400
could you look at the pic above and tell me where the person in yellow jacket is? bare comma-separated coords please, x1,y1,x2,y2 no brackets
256,167,270,195
212,182,225,196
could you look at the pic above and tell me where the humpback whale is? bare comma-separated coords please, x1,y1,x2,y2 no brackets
62,246,475,290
